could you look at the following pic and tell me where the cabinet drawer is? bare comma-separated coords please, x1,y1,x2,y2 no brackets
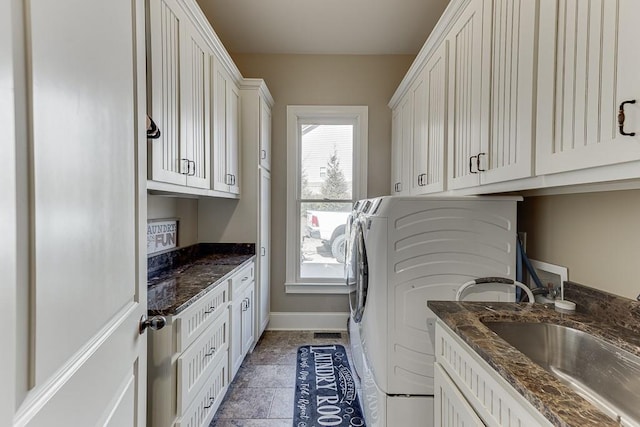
177,311,229,413
176,351,229,427
175,282,228,353
230,262,254,298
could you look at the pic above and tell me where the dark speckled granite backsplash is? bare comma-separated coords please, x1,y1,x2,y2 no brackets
565,281,640,335
148,243,255,278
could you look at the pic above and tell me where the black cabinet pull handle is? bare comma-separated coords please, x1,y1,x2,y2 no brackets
618,100,636,136
477,153,486,172
203,397,215,409
469,156,478,174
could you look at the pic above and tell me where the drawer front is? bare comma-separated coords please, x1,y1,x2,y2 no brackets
175,282,228,353
230,262,254,298
176,351,228,427
177,311,229,413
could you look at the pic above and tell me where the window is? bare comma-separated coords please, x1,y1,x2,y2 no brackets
286,106,368,294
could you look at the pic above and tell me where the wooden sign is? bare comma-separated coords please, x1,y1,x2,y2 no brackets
147,219,178,255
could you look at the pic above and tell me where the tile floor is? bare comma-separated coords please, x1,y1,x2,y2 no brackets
210,331,352,426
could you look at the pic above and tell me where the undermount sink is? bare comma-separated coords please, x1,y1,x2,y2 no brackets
484,321,640,425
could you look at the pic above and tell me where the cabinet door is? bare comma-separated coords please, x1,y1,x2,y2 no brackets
446,0,490,190
259,98,272,170
480,0,536,184
414,42,448,194
390,107,404,194
391,93,412,195
212,57,230,192
536,0,640,175
212,57,241,194
183,26,211,189
148,0,187,185
226,81,241,194
410,73,428,195
241,285,255,355
258,169,271,335
435,364,485,427
229,300,243,380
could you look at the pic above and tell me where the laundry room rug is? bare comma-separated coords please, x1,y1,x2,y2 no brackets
294,345,365,427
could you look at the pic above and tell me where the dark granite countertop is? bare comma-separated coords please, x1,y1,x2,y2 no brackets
147,243,255,316
428,284,640,427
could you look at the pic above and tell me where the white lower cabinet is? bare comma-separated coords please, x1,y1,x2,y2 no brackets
147,283,230,427
435,321,552,427
229,261,256,380
176,312,229,413
435,364,484,427
176,356,228,427
147,259,257,427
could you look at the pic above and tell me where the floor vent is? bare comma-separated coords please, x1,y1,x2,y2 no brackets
314,332,342,339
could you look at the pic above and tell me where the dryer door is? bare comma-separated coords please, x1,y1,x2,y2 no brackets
349,220,368,323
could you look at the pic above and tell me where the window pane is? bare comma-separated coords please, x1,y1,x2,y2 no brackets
300,124,353,200
300,202,352,279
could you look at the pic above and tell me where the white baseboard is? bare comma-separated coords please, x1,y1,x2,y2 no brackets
267,312,349,331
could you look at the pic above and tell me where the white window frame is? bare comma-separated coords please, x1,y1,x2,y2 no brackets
285,105,368,294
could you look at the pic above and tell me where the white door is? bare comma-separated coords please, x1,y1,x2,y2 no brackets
1,0,21,424
7,1,148,426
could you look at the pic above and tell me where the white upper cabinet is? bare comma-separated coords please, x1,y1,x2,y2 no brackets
212,56,241,195
182,24,211,189
481,0,537,185
390,106,405,194
148,0,184,186
446,0,490,190
412,42,448,195
393,0,639,195
148,0,211,189
260,98,272,170
391,92,413,194
536,0,640,175
409,73,428,194
447,0,537,190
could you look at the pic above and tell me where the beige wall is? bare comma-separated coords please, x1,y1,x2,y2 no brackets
519,190,640,300
231,54,414,312
147,195,199,249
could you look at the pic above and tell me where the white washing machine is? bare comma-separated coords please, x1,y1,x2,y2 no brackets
346,198,374,381
348,195,520,426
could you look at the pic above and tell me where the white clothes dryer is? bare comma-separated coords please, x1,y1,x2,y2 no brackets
348,196,520,427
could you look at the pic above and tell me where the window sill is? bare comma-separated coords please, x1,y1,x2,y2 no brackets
285,283,355,294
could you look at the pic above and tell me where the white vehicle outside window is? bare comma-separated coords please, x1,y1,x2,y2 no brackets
286,106,368,294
